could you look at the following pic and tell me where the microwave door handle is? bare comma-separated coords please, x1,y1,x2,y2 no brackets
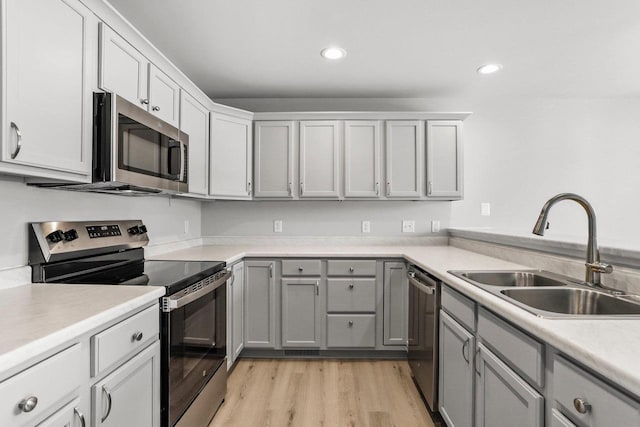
179,140,187,182
167,142,181,180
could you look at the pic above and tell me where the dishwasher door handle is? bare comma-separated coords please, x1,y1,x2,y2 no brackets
408,273,436,295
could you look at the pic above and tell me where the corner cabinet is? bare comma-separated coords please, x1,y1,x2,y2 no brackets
180,90,210,196
2,0,96,178
209,113,253,199
426,120,463,199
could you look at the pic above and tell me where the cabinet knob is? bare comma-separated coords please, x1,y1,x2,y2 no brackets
132,331,144,342
140,98,149,105
349,267,355,273
348,284,354,290
573,398,592,414
152,105,161,111
348,321,354,327
298,267,304,272
18,396,38,413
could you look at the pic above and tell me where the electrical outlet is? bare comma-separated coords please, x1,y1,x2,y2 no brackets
402,220,415,233
184,220,190,234
431,220,440,233
274,220,283,233
481,202,491,216
362,220,371,233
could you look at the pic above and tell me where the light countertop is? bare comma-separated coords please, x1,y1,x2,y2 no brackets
0,284,164,380
152,243,640,398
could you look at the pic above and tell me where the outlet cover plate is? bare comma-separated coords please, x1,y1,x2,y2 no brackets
362,220,371,233
402,220,415,233
274,220,283,233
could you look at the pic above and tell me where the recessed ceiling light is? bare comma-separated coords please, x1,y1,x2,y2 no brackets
477,63,503,74
321,47,347,60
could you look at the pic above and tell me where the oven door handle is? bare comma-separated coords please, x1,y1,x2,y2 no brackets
408,271,437,295
162,269,232,312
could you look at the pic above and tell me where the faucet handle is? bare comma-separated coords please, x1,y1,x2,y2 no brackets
586,262,613,274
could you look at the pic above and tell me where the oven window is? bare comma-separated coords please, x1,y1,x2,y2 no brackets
118,114,182,180
168,286,226,426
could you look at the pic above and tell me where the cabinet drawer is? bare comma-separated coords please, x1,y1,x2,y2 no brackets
327,260,376,276
327,278,376,312
441,284,476,331
553,355,640,426
327,314,376,347
92,304,159,376
477,308,544,388
281,260,322,276
0,344,82,427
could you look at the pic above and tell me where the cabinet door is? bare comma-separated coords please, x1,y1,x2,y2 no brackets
4,0,94,175
426,120,463,199
383,262,408,345
244,261,276,348
281,279,321,347
299,121,340,198
99,23,148,108
92,342,160,427
439,311,475,427
148,64,180,127
476,344,543,427
254,121,295,198
180,91,209,195
385,121,423,198
210,114,252,199
232,262,245,361
344,121,381,198
37,397,85,427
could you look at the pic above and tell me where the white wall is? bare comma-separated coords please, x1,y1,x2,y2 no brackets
0,176,201,268
213,97,640,249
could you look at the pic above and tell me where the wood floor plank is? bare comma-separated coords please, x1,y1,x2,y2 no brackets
209,359,435,427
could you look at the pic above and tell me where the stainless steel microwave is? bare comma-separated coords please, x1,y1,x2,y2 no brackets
37,93,189,195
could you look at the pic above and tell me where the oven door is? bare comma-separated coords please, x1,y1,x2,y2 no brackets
162,271,229,427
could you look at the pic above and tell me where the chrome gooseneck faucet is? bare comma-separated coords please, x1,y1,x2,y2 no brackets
532,193,613,287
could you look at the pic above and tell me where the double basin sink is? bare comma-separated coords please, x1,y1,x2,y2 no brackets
448,270,640,318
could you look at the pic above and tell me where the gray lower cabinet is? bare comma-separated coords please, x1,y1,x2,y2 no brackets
227,261,245,368
281,278,322,347
383,262,408,345
475,343,543,427
439,310,475,427
327,314,376,348
550,409,577,427
244,260,276,348
92,341,160,427
37,397,83,427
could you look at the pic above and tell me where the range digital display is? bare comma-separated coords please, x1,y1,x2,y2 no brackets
86,225,122,238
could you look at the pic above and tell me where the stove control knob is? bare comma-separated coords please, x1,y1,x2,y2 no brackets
63,229,79,242
46,230,64,243
139,225,147,234
127,226,141,235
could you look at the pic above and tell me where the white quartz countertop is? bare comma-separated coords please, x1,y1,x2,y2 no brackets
152,243,640,398
0,284,164,379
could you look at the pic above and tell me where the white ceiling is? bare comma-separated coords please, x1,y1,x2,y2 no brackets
107,0,640,99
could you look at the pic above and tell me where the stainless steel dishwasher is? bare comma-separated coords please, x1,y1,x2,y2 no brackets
407,265,441,413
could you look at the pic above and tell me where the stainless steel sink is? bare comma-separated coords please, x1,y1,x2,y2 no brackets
501,288,640,316
456,271,568,287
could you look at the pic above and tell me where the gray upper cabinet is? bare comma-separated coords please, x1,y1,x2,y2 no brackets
3,0,95,177
281,279,322,347
147,64,180,127
179,90,209,196
383,262,408,345
244,261,276,348
439,311,475,427
254,121,295,198
344,121,381,198
210,113,253,199
426,120,463,199
299,121,340,198
475,343,543,427
385,121,423,198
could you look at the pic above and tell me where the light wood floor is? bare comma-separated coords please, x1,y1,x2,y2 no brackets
209,359,435,427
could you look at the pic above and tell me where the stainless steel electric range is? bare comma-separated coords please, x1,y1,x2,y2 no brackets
28,220,230,427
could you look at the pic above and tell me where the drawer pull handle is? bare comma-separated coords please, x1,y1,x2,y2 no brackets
74,407,86,427
461,338,470,364
349,267,355,273
102,386,112,422
348,321,354,327
132,331,144,342
573,398,592,414
18,396,38,413
349,284,354,290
